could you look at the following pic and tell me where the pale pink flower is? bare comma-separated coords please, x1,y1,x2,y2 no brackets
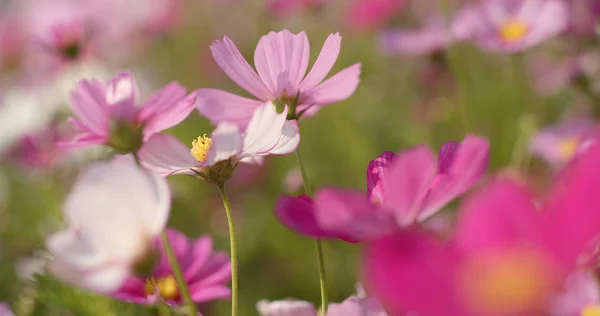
379,17,450,55
114,228,231,305
257,296,386,316
46,158,171,293
138,102,300,176
549,270,600,316
0,304,14,316
268,0,327,16
59,71,195,153
196,30,361,128
530,119,598,167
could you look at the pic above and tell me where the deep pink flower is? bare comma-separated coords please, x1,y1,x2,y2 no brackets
113,228,231,305
345,0,407,32
59,71,195,152
364,143,600,315
313,135,488,241
196,30,361,128
460,0,569,53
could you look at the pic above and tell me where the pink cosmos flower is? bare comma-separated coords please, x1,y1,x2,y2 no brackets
46,158,171,293
59,71,195,153
378,17,450,55
549,270,600,316
196,30,361,128
257,296,386,316
268,0,327,16
277,136,487,242
530,119,598,167
462,0,569,53
345,0,407,32
114,228,231,305
364,143,600,315
0,304,14,316
138,102,300,176
7,124,65,170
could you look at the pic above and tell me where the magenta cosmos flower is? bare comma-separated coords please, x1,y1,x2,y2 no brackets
364,143,600,315
462,0,569,53
345,0,407,32
59,71,195,153
138,102,300,177
277,135,488,242
113,228,231,305
196,30,361,127
46,158,170,293
257,296,386,316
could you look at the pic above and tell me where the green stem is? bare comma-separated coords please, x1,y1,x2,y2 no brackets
293,150,328,315
161,232,197,316
217,184,238,316
157,303,171,316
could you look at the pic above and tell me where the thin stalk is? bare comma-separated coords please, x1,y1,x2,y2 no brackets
293,149,328,315
217,184,238,316
160,232,197,315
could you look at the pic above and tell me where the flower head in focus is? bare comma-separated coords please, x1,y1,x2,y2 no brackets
113,228,231,305
59,71,196,154
138,102,299,184
463,0,569,53
196,29,361,127
46,158,171,293
364,143,600,315
276,135,488,242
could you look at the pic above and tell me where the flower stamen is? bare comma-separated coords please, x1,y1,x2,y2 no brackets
499,20,528,41
144,275,180,301
191,134,212,162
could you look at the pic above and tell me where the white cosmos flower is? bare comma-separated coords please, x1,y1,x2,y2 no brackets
46,158,170,293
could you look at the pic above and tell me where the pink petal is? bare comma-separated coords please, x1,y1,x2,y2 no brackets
275,195,340,239
137,134,198,176
56,133,108,148
195,89,263,130
205,122,243,166
366,151,397,203
379,19,449,55
382,146,436,226
188,285,231,303
241,102,288,156
105,71,139,106
138,82,187,120
300,33,341,91
327,297,387,316
304,63,361,106
268,120,300,155
69,79,109,136
143,94,196,138
314,188,395,241
210,37,272,100
363,230,468,316
183,236,214,280
254,30,310,96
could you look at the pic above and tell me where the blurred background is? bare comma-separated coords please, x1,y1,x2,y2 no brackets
0,0,598,314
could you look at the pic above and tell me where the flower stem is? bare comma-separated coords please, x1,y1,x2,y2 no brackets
217,184,238,316
160,232,197,316
293,150,328,315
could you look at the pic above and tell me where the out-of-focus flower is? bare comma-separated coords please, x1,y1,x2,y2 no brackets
0,304,14,316
267,0,327,17
530,119,597,167
566,0,600,36
529,54,582,96
257,296,386,316
379,17,450,55
138,102,299,180
312,136,488,241
364,143,600,315
7,123,65,170
345,0,407,32
549,270,600,316
113,228,231,305
46,158,171,293
281,168,303,194
59,71,195,153
463,0,569,53
196,30,361,127
16,251,49,282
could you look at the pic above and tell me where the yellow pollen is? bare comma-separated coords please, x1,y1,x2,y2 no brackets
499,20,528,41
582,305,600,316
144,276,180,301
460,249,551,314
190,134,212,162
558,137,580,161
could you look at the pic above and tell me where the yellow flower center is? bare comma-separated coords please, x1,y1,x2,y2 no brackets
190,134,212,162
144,276,179,301
558,137,580,161
499,20,528,41
460,249,551,314
582,305,600,316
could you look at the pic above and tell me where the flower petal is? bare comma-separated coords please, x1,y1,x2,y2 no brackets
300,33,341,91
268,120,300,155
366,151,397,203
188,285,231,303
241,102,288,156
254,30,310,96
205,122,244,166
142,93,196,138
275,195,339,239
304,63,361,106
210,36,272,99
195,89,263,129
105,71,139,106
137,134,199,176
69,79,109,136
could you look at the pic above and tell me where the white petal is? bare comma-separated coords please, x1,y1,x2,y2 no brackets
242,102,288,156
205,122,243,166
137,134,199,176
268,120,300,155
